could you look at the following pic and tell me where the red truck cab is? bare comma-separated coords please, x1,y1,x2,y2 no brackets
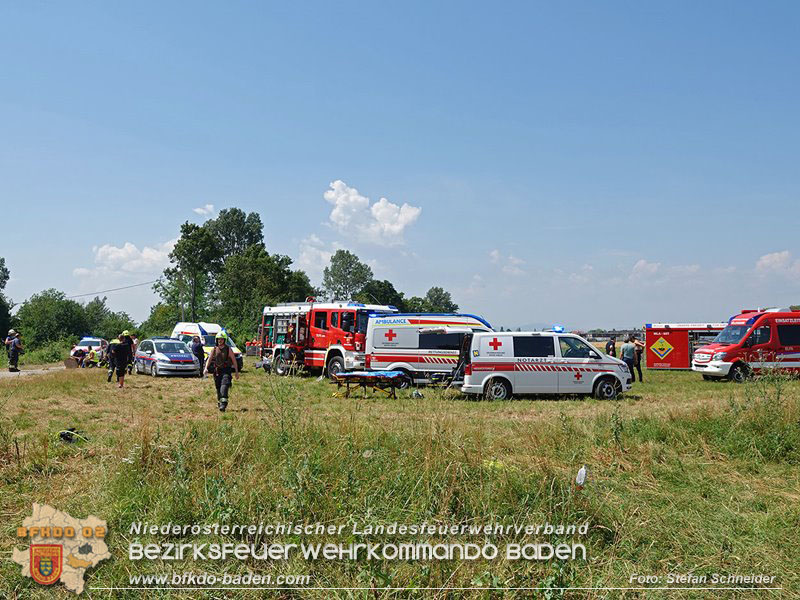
691,308,800,382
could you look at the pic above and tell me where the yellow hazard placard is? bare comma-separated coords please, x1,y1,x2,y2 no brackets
650,337,674,360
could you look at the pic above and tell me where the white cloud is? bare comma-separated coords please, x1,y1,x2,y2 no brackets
667,264,700,275
193,203,215,216
568,264,594,285
502,263,525,276
489,251,526,276
297,235,333,282
323,180,421,246
630,259,661,278
755,250,800,275
73,239,176,279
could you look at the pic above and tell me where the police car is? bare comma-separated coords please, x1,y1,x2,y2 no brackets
134,337,201,377
461,330,632,400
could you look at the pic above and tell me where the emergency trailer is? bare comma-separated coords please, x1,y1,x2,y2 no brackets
692,308,800,382
644,323,727,369
461,331,632,400
260,299,398,376
365,313,493,385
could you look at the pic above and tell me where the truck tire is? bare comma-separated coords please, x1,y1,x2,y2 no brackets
484,378,512,401
729,364,747,384
274,355,289,376
326,356,345,377
593,377,619,400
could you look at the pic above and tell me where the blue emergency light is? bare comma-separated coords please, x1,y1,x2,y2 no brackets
552,325,565,333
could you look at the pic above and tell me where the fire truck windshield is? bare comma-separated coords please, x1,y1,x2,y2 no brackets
356,310,392,334
712,325,749,345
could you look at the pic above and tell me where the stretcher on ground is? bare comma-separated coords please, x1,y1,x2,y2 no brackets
330,370,407,398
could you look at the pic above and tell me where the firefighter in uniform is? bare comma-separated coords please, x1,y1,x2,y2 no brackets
205,332,239,412
106,336,120,382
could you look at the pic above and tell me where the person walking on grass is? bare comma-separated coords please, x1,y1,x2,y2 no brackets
620,336,637,383
106,336,120,382
5,329,16,357
7,331,23,372
113,333,132,388
205,331,239,412
122,330,135,374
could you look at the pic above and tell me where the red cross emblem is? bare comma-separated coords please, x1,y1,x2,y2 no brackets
385,329,397,342
574,371,583,381
489,338,502,351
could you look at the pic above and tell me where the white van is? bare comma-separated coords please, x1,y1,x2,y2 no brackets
170,322,244,370
365,313,492,385
461,331,631,400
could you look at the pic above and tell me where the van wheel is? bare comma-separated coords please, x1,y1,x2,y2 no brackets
729,364,747,383
484,378,512,401
326,356,345,378
150,362,159,378
593,377,619,400
396,370,412,389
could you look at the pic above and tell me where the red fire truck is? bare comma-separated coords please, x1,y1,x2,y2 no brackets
260,299,398,376
692,308,800,381
644,322,727,369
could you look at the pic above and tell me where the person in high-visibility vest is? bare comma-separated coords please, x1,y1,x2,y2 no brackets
83,346,98,368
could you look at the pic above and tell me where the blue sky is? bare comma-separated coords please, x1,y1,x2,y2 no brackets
2,1,799,329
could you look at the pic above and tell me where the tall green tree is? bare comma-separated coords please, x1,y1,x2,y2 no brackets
322,250,373,301
154,266,213,322
402,287,459,313
0,257,11,337
356,279,406,310
204,208,264,260
140,302,182,338
15,289,89,348
169,222,220,321
216,246,315,340
404,296,427,313
424,286,458,312
83,296,110,333
0,257,9,291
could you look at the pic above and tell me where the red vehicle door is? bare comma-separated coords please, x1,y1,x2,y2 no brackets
339,310,354,350
743,321,775,371
309,310,330,350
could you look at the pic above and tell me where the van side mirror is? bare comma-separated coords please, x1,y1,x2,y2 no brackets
589,351,600,359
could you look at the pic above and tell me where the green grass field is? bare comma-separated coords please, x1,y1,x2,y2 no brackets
1,362,798,599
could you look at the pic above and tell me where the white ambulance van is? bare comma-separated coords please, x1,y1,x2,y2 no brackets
170,322,244,371
461,331,631,400
365,313,493,385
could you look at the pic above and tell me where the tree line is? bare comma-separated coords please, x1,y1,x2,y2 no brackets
2,207,459,349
